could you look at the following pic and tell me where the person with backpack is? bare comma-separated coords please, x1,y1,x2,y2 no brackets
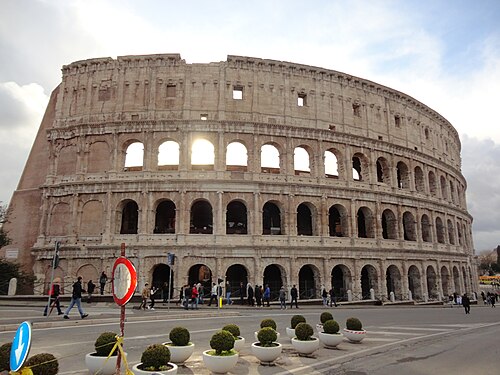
44,279,63,316
63,276,88,319
263,284,271,307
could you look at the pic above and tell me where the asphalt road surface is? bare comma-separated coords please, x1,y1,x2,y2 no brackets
0,301,499,374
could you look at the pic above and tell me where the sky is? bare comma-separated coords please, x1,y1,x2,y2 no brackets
1,0,499,252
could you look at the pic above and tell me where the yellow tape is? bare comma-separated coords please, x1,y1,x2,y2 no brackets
10,369,33,375
98,335,132,374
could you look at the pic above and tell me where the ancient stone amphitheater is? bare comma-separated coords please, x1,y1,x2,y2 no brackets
3,54,478,301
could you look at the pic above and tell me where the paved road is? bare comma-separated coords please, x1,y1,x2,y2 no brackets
0,302,499,374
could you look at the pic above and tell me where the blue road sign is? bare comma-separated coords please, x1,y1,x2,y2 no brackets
10,321,32,372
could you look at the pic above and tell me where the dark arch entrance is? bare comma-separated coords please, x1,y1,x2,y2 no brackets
297,203,313,236
120,200,138,234
331,265,350,300
154,200,176,233
299,265,317,299
408,265,422,300
152,264,174,301
361,265,378,300
226,201,248,234
188,264,212,298
190,200,213,234
263,264,283,300
226,264,248,300
386,265,402,300
263,202,281,235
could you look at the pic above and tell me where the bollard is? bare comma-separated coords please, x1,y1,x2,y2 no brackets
370,288,375,300
8,278,17,295
390,291,395,302
408,289,413,301
347,289,352,302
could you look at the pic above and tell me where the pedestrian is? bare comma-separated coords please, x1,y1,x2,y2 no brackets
226,281,232,305
99,271,107,295
279,286,286,309
190,284,199,309
162,282,169,303
263,284,271,307
247,283,254,306
290,284,298,308
239,282,245,305
87,279,96,303
329,287,337,307
462,293,470,314
183,284,191,310
44,279,63,316
481,291,486,304
490,293,496,308
322,286,328,306
208,282,218,306
149,285,158,310
140,283,150,310
63,276,88,319
255,284,262,307
196,282,204,304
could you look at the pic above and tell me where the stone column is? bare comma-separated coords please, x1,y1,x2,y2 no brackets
216,191,224,235
253,193,261,235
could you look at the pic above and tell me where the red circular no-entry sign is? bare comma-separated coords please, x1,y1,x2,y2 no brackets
112,257,137,306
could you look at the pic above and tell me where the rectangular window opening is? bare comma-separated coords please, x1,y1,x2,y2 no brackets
166,85,176,98
352,103,361,117
200,114,208,121
378,136,383,140
233,86,243,100
395,116,401,128
298,93,307,107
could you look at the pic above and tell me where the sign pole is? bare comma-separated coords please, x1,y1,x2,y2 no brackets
116,242,126,375
167,253,172,312
46,241,59,318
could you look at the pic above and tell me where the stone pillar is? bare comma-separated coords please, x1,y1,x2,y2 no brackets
253,192,261,236
216,191,224,235
350,199,357,238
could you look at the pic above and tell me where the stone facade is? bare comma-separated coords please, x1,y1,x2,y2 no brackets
2,54,478,301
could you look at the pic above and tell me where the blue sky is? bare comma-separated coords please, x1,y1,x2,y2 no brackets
1,0,500,251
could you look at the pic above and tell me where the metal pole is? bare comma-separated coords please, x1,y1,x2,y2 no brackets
45,242,58,318
116,243,126,375
168,263,172,312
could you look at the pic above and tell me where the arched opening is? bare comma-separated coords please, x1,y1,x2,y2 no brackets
441,266,450,297
436,217,445,244
191,139,215,170
447,219,456,245
414,166,425,192
408,265,422,300
324,150,339,178
462,267,469,294
449,181,455,203
329,204,348,237
357,207,374,238
263,201,281,235
331,265,351,301
154,200,176,234
226,264,248,300
396,161,410,189
299,265,319,299
440,175,448,199
77,264,98,286
261,144,280,174
297,203,313,236
452,266,461,294
263,264,284,301
361,265,378,300
382,209,397,239
152,264,174,301
457,222,463,246
158,140,179,170
226,201,248,234
403,211,417,241
376,157,390,183
427,266,438,299
190,200,213,234
428,171,437,197
188,264,212,298
124,142,144,170
421,214,432,242
226,141,248,171
386,265,402,300
294,147,311,175
120,200,139,234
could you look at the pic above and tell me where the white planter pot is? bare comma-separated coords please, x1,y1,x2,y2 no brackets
286,327,295,339
202,350,238,374
85,352,127,375
343,328,366,343
233,336,245,352
254,331,280,341
318,332,344,348
291,337,320,355
131,362,178,375
251,342,282,364
162,342,195,363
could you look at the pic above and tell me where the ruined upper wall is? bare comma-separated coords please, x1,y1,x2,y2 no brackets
55,54,461,167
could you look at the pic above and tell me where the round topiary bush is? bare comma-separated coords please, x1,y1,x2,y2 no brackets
222,324,240,339
141,344,171,371
291,315,306,329
295,323,314,341
320,312,333,324
95,332,118,356
0,342,12,372
323,319,340,334
257,327,278,347
169,326,190,346
25,353,58,375
210,330,235,355
346,317,363,331
260,318,277,330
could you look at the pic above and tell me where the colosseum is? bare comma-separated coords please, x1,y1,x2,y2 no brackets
3,53,478,301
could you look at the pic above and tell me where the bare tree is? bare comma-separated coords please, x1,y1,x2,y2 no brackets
0,203,10,248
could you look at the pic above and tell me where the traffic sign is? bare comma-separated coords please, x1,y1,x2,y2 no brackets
10,321,32,372
112,257,137,306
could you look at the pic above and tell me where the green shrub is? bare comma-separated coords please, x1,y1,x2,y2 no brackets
320,312,333,324
140,344,171,371
295,323,314,341
222,324,240,339
346,317,363,331
291,315,306,329
95,332,118,356
0,342,12,371
210,330,235,355
169,327,190,346
260,318,277,330
323,320,340,334
257,327,278,347
25,353,58,375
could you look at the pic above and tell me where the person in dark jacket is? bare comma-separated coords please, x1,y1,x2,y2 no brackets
247,283,254,306
462,293,471,314
255,284,262,307
290,284,299,308
99,271,107,295
63,276,88,319
87,280,96,303
44,279,63,316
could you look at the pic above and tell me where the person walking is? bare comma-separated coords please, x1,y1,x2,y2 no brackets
490,293,496,308
99,271,107,295
279,286,286,309
225,281,233,305
290,284,299,308
255,284,262,307
263,284,271,307
329,287,337,307
148,285,158,310
190,284,199,310
183,284,191,310
87,279,96,303
247,283,254,306
162,282,169,303
462,293,471,314
139,283,150,310
208,282,218,306
196,282,204,305
239,282,245,305
322,286,328,306
44,279,63,316
63,276,88,319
